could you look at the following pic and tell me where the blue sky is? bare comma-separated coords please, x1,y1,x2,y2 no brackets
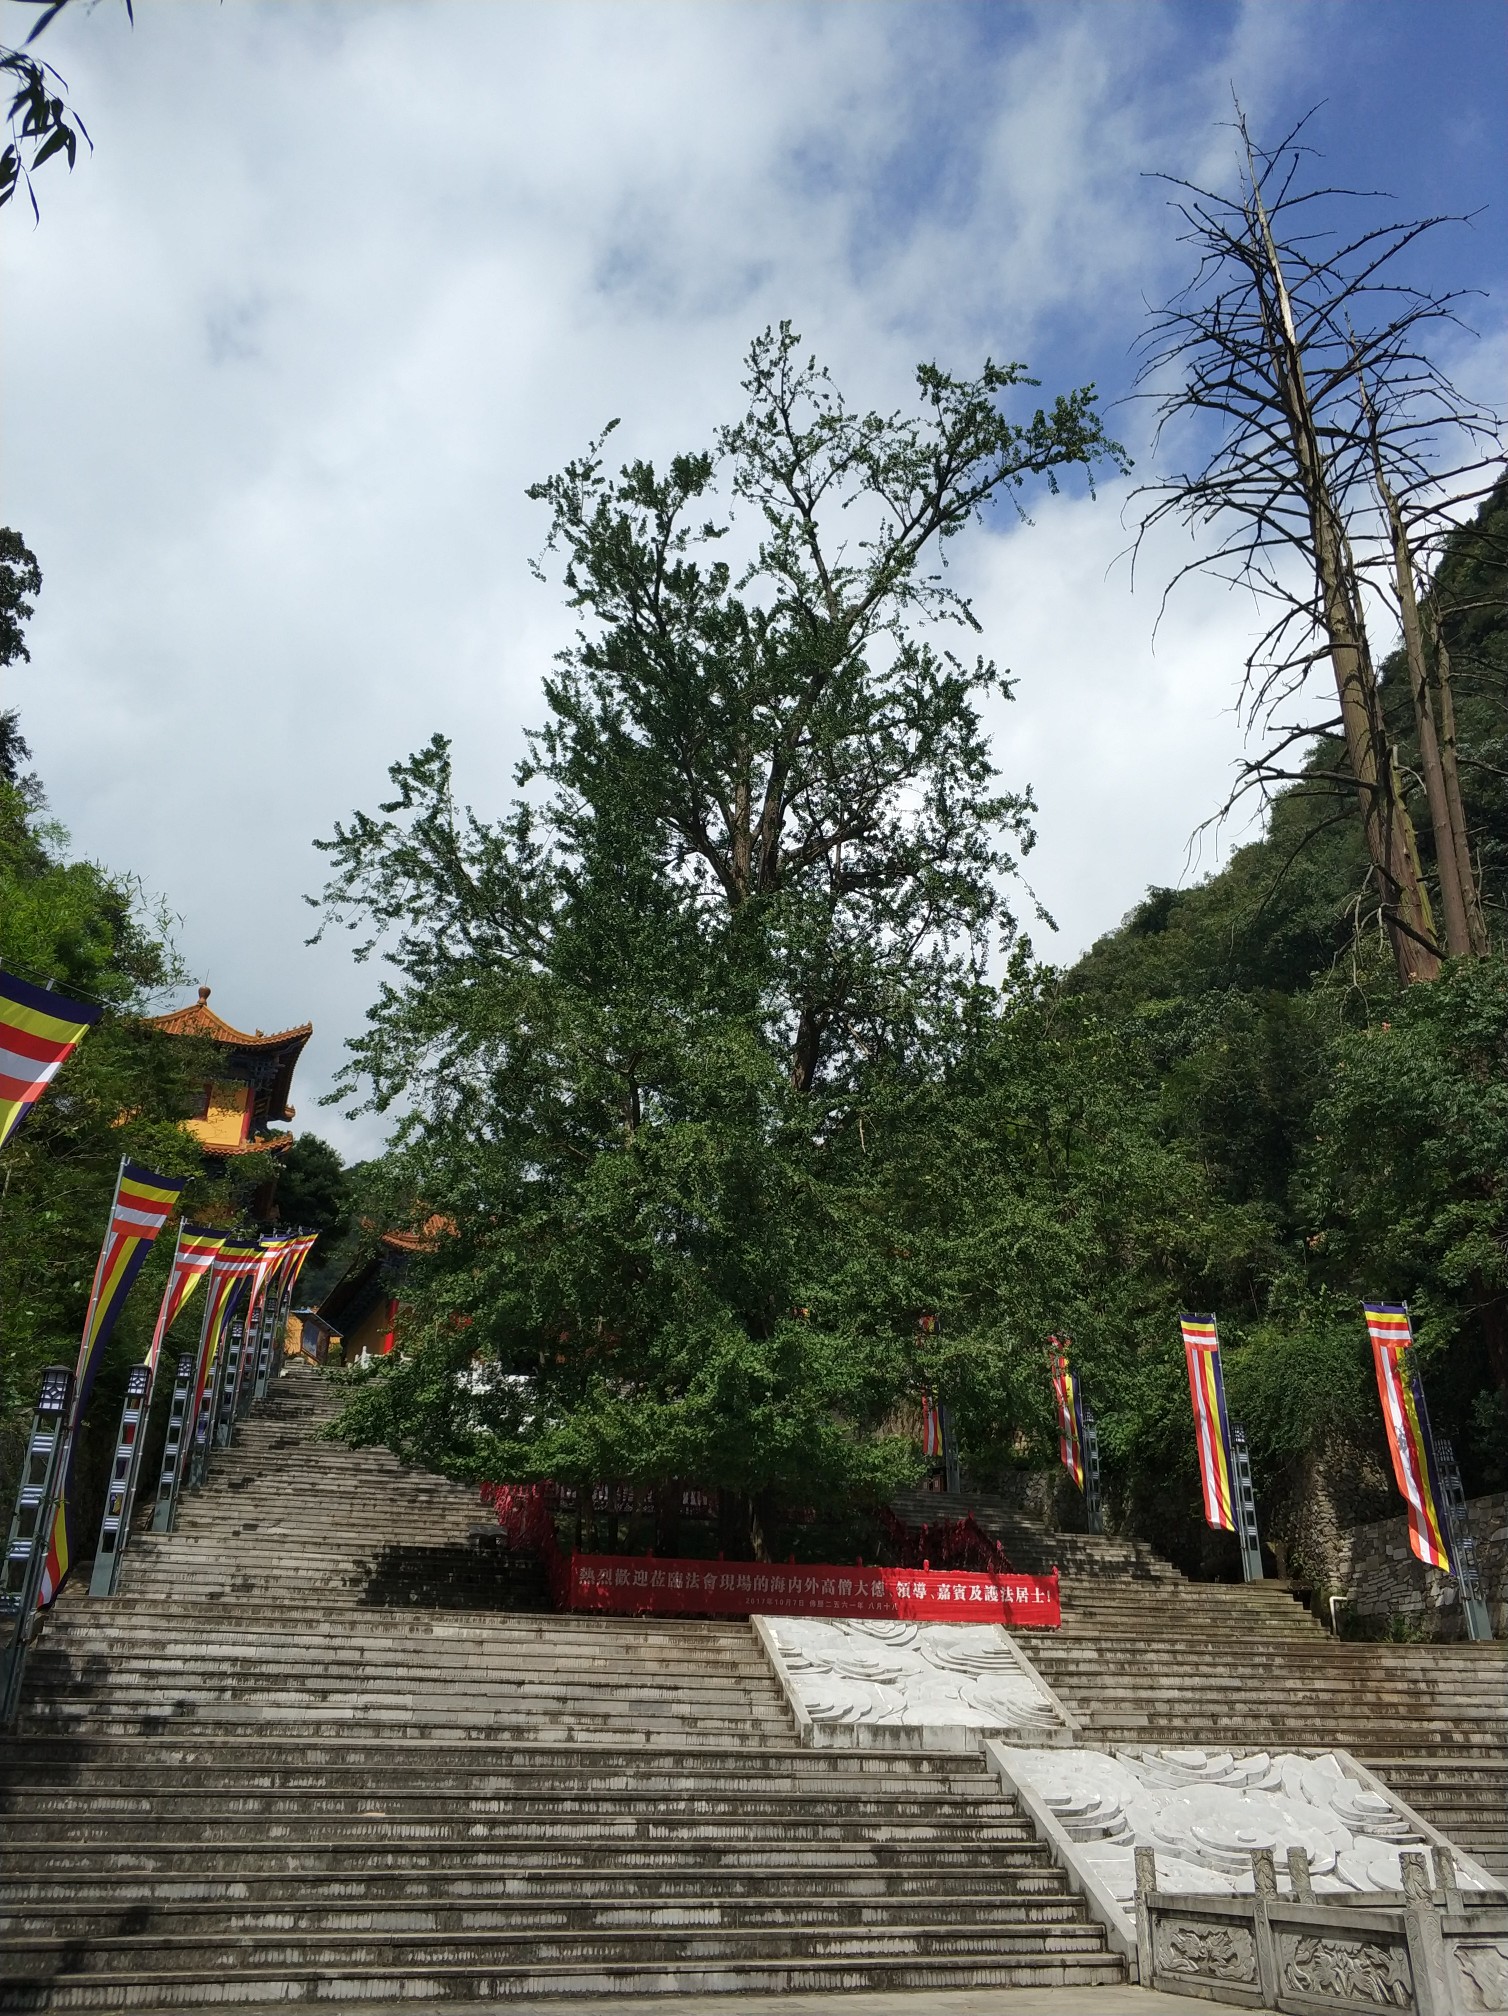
1,1,1503,1156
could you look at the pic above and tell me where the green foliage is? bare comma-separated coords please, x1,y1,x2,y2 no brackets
274,1132,356,1270
313,330,1120,1533
0,530,229,1526
1,1,130,222
0,777,229,1421
1061,477,1508,1547
0,527,41,673
316,337,1504,1574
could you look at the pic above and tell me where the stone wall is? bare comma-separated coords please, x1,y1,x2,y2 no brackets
1338,1490,1508,1640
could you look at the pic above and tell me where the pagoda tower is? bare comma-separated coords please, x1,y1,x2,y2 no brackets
149,985,312,1215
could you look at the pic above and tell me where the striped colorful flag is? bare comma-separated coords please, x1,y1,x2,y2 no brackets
920,1390,944,1459
1364,1303,1453,1574
284,1232,319,1291
188,1240,262,1434
1048,1338,1085,1492
0,968,101,1152
272,1232,319,1327
39,1159,186,1603
226,1236,297,1413
145,1224,225,1374
241,1236,292,1345
1181,1315,1236,1532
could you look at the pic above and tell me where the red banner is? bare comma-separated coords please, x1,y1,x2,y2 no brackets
563,1552,1060,1627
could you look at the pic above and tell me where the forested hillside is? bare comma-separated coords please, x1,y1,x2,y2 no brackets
1059,477,1508,1568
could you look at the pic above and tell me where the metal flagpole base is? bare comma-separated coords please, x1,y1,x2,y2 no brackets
1230,1423,1265,1582
152,1354,196,1533
0,1366,74,1728
1462,1596,1494,1642
1081,1405,1105,1536
89,1364,150,1596
1436,1437,1494,1642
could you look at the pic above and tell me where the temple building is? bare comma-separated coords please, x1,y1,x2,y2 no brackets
149,985,312,1212
294,1220,447,1365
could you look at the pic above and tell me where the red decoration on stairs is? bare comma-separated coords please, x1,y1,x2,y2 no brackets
561,1551,1060,1626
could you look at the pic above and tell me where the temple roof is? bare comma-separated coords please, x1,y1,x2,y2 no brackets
214,1133,295,1158
380,1215,453,1255
150,986,312,1053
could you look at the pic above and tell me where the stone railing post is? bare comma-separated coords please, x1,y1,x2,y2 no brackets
1133,1845,1157,1986
1400,1850,1446,2016
1429,1843,1462,1913
1285,1843,1314,1903
1250,1847,1279,2007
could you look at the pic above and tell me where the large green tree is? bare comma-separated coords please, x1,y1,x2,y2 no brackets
313,328,1121,1540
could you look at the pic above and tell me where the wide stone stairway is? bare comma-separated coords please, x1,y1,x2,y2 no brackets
0,1369,1122,2009
894,1485,1508,1881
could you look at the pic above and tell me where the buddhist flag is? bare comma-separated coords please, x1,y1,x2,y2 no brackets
145,1224,225,1374
274,1233,319,1329
1048,1338,1085,1492
39,1159,186,1604
243,1232,295,1339
283,1234,318,1296
920,1390,944,1459
0,968,100,1152
188,1240,261,1431
1181,1315,1236,1532
1364,1303,1453,1574
245,1235,290,1325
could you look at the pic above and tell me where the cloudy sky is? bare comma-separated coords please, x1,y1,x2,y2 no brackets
2,0,1504,1156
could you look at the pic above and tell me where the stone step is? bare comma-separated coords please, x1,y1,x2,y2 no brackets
0,1920,1118,1979
31,1636,777,1665
0,1757,993,1794
0,1821,1036,1859
0,1769,1003,1804
0,1949,1126,2010
0,1894,1092,1940
0,1736,972,1780
16,1716,796,1747
0,1867,1068,1909
0,1790,1032,1838
0,1841,1060,1881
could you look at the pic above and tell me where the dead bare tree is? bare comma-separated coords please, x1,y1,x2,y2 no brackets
1135,105,1503,982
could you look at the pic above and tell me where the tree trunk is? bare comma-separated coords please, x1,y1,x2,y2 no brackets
1476,1282,1508,1404
791,1004,825,1093
653,1482,682,1558
1425,600,1490,954
1247,174,1440,983
1371,448,1474,956
717,1488,753,1561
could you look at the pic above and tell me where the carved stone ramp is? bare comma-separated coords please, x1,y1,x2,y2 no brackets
892,1487,1508,1881
0,1367,1124,2009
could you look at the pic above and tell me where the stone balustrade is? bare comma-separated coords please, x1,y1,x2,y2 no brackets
1134,1842,1508,2014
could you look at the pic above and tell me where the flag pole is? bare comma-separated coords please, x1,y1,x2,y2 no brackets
0,1366,74,1726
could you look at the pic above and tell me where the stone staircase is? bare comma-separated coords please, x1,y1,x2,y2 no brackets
893,1485,1508,1883
0,1368,1123,2009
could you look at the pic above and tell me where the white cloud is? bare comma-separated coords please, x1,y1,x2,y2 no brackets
0,1,1498,1157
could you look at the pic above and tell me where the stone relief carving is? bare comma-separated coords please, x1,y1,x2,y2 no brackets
1280,1933,1411,2007
995,1744,1497,1940
1154,1918,1257,1982
766,1618,1065,1735
1455,1940,1508,2012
